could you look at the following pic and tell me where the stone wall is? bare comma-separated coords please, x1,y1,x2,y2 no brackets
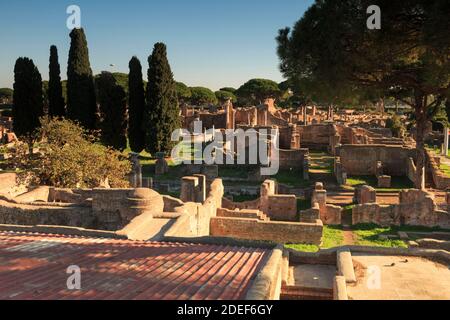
310,182,342,225
426,150,450,190
0,187,165,232
336,145,415,176
0,200,95,229
210,217,323,245
352,189,450,228
298,124,335,150
164,178,224,238
222,180,298,222
277,148,308,170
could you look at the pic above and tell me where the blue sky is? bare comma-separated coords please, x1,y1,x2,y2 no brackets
0,0,313,90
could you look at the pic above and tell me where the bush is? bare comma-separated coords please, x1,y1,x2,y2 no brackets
9,117,131,188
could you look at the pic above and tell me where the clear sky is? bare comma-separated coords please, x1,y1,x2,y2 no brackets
0,0,313,90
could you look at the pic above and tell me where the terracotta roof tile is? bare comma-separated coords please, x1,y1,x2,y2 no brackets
0,231,269,300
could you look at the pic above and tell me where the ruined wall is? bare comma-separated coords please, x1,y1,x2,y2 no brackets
210,217,323,245
277,148,308,169
222,180,298,222
426,150,450,190
298,124,335,150
266,195,297,221
352,189,450,228
0,200,95,229
336,145,415,176
0,187,164,232
164,178,224,238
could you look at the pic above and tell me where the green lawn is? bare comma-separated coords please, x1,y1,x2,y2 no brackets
350,223,450,248
440,163,450,177
286,225,344,252
273,168,311,188
346,175,414,192
351,224,407,248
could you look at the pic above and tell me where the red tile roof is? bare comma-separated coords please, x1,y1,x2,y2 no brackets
0,231,270,300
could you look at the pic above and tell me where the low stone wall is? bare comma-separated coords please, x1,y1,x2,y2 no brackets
0,199,95,229
426,150,450,190
0,187,165,232
352,189,450,228
222,180,298,222
210,217,323,245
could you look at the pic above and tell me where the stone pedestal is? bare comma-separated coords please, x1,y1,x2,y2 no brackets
377,175,391,188
355,185,376,204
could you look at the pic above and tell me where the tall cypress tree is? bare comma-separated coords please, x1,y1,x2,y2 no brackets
66,28,97,129
96,72,128,151
48,45,65,117
13,57,44,153
145,43,180,154
128,56,146,153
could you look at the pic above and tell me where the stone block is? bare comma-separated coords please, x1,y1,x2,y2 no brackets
377,175,391,188
337,249,356,284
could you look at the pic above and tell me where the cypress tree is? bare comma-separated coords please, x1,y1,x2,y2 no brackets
128,56,146,153
66,28,97,129
96,72,127,151
13,57,44,153
145,43,180,154
48,45,65,117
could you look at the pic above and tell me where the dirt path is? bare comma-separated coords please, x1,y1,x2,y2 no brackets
342,228,356,245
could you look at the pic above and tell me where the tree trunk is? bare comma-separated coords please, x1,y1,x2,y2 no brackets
27,137,34,158
414,94,426,190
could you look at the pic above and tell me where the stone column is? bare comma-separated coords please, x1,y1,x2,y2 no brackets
311,182,327,220
180,176,199,203
130,153,142,188
193,174,206,203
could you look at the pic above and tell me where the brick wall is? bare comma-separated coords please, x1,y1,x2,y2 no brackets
210,216,323,245
352,189,450,228
337,145,415,176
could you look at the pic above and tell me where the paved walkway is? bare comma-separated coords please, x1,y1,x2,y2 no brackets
347,253,450,300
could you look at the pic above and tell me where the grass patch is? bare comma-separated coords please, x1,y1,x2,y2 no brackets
351,224,407,248
285,243,318,252
346,175,413,192
321,225,344,249
273,168,311,188
440,163,450,177
286,226,344,252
